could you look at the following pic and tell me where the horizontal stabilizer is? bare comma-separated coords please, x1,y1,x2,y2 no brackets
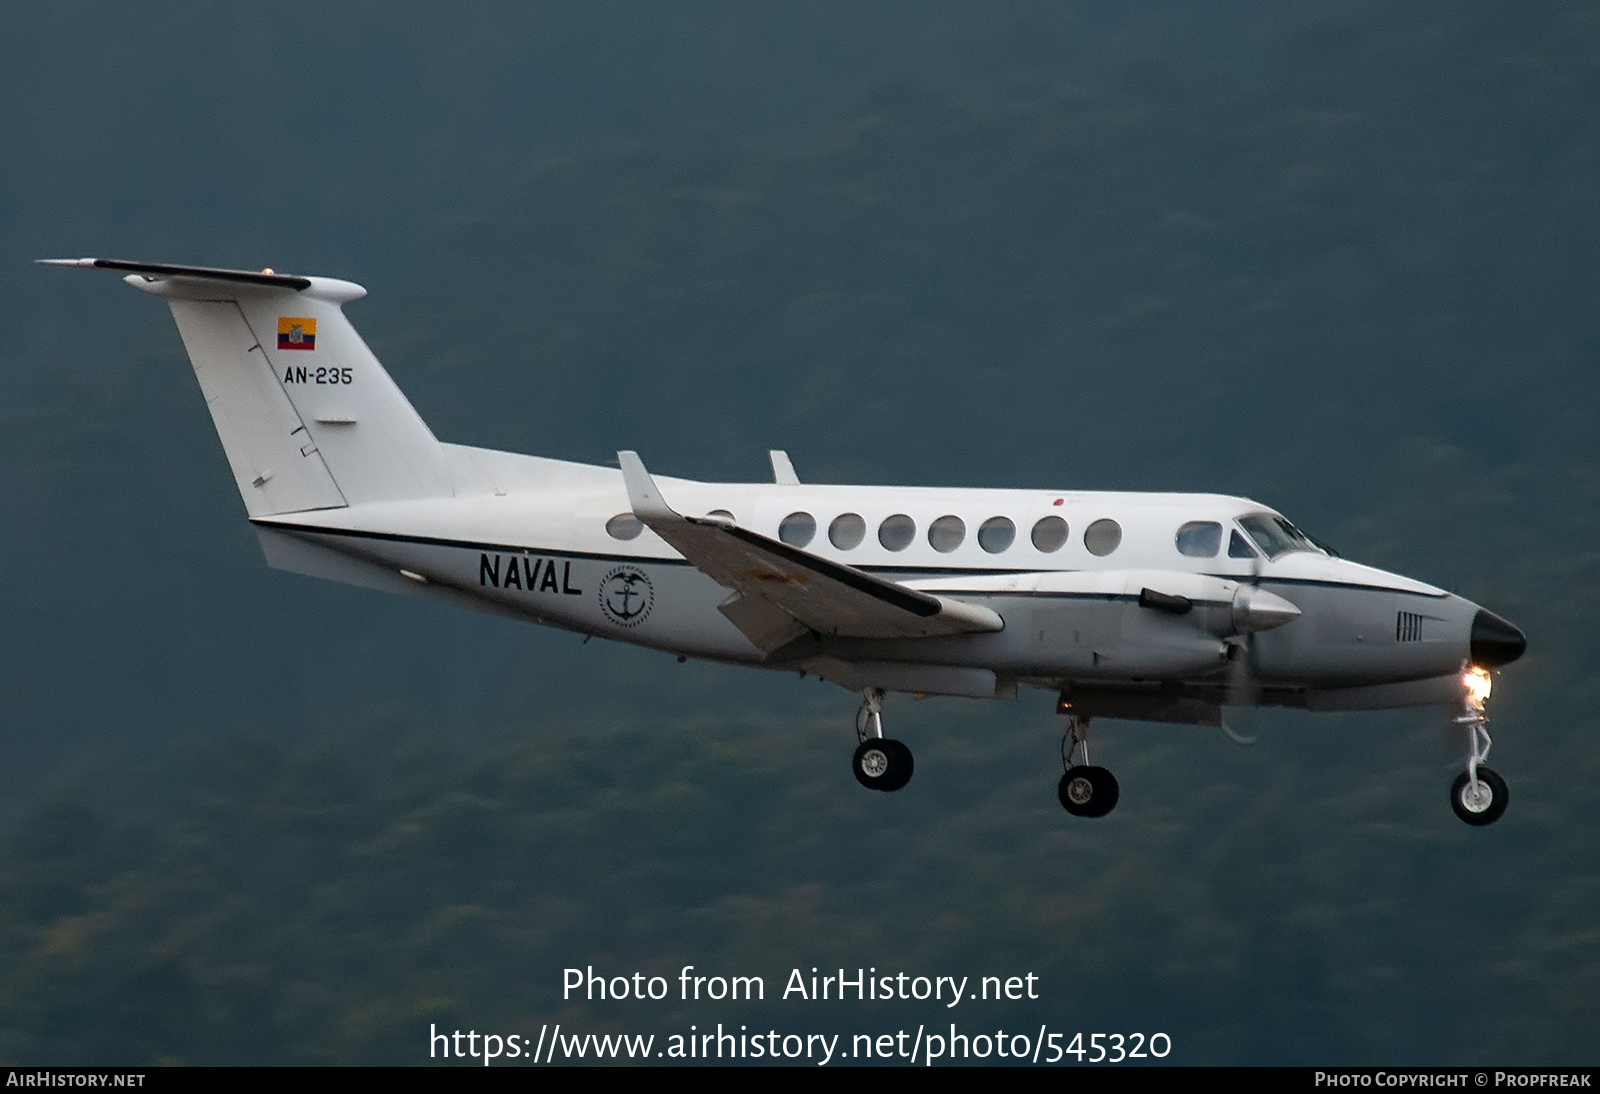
618,451,1004,646
38,257,312,290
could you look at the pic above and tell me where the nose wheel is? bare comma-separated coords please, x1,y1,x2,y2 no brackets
852,688,913,792
1451,766,1507,826
1058,713,1119,817
1452,666,1508,826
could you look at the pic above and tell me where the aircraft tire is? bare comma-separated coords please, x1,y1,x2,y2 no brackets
853,738,913,792
1451,767,1508,826
1059,765,1119,818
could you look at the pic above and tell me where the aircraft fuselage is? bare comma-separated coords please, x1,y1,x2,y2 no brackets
253,448,1506,716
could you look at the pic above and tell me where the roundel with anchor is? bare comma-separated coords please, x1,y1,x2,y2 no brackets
599,566,655,627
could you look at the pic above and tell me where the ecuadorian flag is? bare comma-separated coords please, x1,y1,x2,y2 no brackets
277,317,316,350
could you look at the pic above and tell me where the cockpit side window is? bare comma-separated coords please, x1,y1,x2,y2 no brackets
1176,521,1223,558
1228,529,1258,559
1237,512,1322,560
1274,515,1326,554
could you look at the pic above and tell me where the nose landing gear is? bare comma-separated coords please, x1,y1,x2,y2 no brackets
1452,666,1508,826
1058,714,1119,818
852,688,913,792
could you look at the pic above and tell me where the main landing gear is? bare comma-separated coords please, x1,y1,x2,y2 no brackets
1451,666,1508,826
1059,714,1119,818
852,688,914,792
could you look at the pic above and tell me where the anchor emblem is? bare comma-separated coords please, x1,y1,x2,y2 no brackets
599,566,654,626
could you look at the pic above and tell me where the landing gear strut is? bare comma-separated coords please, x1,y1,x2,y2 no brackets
1058,713,1119,818
852,688,913,792
1451,666,1507,826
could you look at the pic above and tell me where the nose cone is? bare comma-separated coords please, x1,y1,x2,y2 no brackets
1232,586,1302,632
1471,609,1527,668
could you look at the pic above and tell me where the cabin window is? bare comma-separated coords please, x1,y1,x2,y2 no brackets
606,513,643,541
978,516,1016,553
779,512,817,547
928,515,965,553
832,511,870,547
1084,518,1122,556
1176,520,1222,558
878,514,916,551
1228,530,1258,559
829,512,866,550
1031,515,1068,553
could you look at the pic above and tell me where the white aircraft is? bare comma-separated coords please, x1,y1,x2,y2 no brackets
44,258,1528,825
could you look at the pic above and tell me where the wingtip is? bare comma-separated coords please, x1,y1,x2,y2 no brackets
616,450,679,523
36,258,96,267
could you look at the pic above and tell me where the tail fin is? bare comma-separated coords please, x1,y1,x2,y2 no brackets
44,259,452,516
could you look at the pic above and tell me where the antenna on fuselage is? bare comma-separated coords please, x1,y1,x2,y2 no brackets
769,450,800,485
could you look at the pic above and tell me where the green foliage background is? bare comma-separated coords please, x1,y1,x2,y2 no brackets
1,1,1596,1064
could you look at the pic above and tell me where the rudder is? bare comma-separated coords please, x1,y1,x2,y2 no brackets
117,262,453,515
167,298,348,516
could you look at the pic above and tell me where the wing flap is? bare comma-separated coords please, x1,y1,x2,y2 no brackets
717,590,811,652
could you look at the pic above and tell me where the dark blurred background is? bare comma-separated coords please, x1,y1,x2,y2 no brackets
1,1,1595,1064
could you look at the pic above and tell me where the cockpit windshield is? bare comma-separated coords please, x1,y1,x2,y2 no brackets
1237,512,1326,560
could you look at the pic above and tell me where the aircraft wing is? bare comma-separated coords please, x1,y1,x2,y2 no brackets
619,452,1003,651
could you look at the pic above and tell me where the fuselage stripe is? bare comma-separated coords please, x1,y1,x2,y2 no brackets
251,520,1447,597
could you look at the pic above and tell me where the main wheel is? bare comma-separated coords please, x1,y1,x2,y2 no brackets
1451,766,1508,826
1059,765,1119,817
854,738,914,792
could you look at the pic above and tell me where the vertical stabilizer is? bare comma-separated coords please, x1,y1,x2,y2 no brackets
167,299,347,516
227,285,454,508
50,260,456,515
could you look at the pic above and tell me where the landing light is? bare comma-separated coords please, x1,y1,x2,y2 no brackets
1462,666,1492,707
